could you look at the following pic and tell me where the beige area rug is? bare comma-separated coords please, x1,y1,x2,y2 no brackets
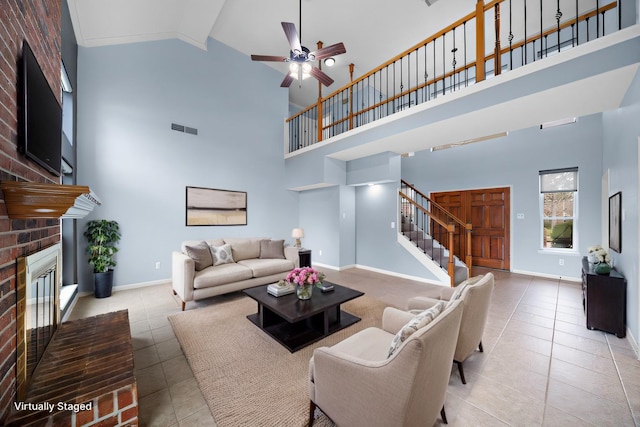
168,294,389,427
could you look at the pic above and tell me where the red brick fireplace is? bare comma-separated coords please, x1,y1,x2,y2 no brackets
0,0,64,423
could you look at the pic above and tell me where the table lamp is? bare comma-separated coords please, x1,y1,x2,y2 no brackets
292,228,304,248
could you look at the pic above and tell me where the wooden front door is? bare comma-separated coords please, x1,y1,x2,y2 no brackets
431,187,510,270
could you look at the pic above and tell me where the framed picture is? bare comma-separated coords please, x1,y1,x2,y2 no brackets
609,191,621,253
186,186,247,226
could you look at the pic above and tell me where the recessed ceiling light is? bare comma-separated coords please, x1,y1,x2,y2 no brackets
324,58,335,67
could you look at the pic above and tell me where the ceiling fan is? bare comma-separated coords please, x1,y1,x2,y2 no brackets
250,1,346,88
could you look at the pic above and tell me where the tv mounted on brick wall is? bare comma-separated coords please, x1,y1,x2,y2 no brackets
20,40,62,176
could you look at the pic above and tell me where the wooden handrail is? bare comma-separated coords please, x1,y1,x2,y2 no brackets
400,181,473,286
287,0,618,144
491,1,617,59
399,192,454,232
401,180,470,230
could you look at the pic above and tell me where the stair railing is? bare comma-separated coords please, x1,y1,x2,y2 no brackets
399,192,458,285
286,0,621,153
400,180,472,284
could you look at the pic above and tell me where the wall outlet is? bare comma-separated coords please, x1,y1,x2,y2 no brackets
155,262,161,269
559,259,564,266
516,213,525,220
318,250,322,256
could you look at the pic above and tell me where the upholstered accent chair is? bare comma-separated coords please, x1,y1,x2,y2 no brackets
408,272,495,384
307,299,463,427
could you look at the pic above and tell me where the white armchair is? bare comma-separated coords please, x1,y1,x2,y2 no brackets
408,272,495,384
308,299,463,427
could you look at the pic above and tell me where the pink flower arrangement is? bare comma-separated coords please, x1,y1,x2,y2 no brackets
285,267,326,287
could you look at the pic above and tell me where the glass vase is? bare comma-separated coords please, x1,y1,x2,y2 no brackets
296,283,313,300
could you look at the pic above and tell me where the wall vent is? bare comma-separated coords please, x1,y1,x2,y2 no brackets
171,123,198,135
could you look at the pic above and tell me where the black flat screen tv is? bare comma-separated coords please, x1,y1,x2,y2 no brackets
20,40,62,176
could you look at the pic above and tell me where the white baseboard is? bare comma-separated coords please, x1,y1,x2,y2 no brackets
626,328,640,360
313,262,355,271
113,278,171,291
511,269,581,283
313,261,446,286
77,278,171,297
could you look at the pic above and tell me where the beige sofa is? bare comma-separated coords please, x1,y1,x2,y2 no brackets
172,237,299,310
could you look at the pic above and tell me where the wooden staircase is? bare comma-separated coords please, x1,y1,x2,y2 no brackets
399,180,472,286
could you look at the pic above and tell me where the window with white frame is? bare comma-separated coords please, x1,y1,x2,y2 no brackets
540,167,578,250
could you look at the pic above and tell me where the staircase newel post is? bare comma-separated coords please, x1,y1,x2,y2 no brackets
448,224,456,287
348,63,355,130
317,41,324,143
476,0,486,82
465,225,473,278
494,2,501,75
317,97,323,144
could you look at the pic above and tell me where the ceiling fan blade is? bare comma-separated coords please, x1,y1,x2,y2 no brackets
309,42,346,60
281,22,302,53
310,67,334,87
280,73,294,88
251,54,288,62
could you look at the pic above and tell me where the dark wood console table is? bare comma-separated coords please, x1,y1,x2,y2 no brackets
581,257,626,338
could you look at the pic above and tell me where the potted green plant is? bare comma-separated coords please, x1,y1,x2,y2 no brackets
84,219,121,298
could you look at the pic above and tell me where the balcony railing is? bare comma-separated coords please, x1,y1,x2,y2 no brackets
286,0,622,154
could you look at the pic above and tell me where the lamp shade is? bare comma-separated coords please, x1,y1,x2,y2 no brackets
291,228,304,238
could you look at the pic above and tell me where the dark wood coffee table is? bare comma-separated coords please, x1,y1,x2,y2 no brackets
243,282,364,352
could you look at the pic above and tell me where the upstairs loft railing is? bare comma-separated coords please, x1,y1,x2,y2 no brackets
286,0,623,153
400,180,472,286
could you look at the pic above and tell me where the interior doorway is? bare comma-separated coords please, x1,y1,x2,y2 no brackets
431,187,511,270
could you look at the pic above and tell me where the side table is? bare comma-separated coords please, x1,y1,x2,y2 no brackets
298,248,312,267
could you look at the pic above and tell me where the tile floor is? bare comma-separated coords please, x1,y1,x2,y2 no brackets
68,267,640,426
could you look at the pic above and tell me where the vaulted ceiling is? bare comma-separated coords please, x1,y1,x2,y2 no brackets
66,0,468,107
66,1,639,160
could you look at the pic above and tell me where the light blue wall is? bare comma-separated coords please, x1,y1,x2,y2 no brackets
402,113,604,279
76,38,296,292
602,67,640,344
299,186,341,266
355,182,439,281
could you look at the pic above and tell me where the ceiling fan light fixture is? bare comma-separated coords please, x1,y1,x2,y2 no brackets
289,62,311,80
324,57,335,66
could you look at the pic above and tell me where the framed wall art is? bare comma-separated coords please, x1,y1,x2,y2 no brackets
186,186,247,226
609,191,621,253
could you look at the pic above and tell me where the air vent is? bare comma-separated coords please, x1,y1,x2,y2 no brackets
171,123,198,135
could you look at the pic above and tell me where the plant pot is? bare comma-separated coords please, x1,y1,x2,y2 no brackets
94,270,114,298
594,263,612,275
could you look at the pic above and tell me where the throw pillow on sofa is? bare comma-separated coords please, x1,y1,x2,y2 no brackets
184,241,214,271
259,239,285,259
388,301,446,357
210,244,235,266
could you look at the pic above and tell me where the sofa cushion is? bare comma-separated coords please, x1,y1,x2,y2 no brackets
210,244,234,266
193,263,253,289
388,301,446,357
206,238,226,248
238,259,295,278
183,241,213,271
224,238,264,261
260,239,285,259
